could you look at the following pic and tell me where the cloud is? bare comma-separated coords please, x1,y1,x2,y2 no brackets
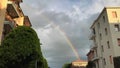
21,2,93,68
33,10,98,68
21,0,120,68
35,27,77,68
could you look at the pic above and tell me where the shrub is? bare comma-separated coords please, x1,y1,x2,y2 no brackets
0,26,48,68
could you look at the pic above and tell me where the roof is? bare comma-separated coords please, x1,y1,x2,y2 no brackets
90,7,106,29
8,0,23,2
71,59,88,67
72,59,87,62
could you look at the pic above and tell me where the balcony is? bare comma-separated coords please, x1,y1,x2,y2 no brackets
89,32,96,40
90,43,97,49
7,1,24,18
92,57,99,61
24,16,32,27
4,21,15,28
8,0,23,2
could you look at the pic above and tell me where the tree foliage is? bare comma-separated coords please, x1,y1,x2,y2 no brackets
62,63,71,68
0,26,48,68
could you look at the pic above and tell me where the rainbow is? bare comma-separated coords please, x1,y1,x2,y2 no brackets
39,13,80,60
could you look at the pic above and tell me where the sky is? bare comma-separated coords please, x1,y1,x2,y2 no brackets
21,0,120,68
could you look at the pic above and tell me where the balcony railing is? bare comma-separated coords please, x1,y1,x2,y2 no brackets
90,43,97,49
8,0,22,2
4,21,15,28
92,56,99,61
89,32,96,40
7,1,24,18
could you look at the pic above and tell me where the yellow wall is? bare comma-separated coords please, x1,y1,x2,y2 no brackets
107,8,120,23
107,8,120,57
0,0,8,44
72,62,87,67
14,17,24,26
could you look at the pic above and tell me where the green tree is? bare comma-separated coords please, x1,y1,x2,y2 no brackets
0,26,48,68
42,58,48,68
62,63,71,68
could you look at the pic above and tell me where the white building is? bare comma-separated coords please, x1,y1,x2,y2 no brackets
89,7,120,68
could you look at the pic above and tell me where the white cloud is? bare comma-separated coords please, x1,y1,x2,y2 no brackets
21,0,120,68
103,0,120,6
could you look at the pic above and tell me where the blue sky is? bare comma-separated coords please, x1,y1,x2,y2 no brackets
21,0,120,68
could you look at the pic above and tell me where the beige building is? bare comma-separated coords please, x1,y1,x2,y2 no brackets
0,0,8,44
0,0,31,44
89,7,120,68
71,59,87,68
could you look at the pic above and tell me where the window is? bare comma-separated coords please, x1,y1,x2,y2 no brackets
93,28,96,34
98,22,100,29
112,11,117,18
109,56,113,64
101,45,104,52
107,41,110,48
103,58,106,65
100,34,102,40
103,16,105,22
114,24,119,31
105,28,108,35
97,60,99,68
95,49,98,57
117,38,120,46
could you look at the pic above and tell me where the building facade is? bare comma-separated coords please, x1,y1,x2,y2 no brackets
89,7,120,68
0,0,31,44
87,49,94,62
71,60,87,68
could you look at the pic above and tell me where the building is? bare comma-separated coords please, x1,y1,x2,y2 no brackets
0,0,31,44
86,48,96,68
71,59,87,68
87,49,94,62
89,7,120,68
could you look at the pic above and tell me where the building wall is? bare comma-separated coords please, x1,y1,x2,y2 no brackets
91,17,104,68
0,0,8,44
87,50,94,61
71,61,87,68
2,24,13,40
99,8,114,68
107,8,120,57
107,8,120,23
14,17,24,26
90,7,120,68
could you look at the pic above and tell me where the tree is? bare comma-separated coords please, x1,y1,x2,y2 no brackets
42,58,48,68
0,26,48,68
62,63,71,68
